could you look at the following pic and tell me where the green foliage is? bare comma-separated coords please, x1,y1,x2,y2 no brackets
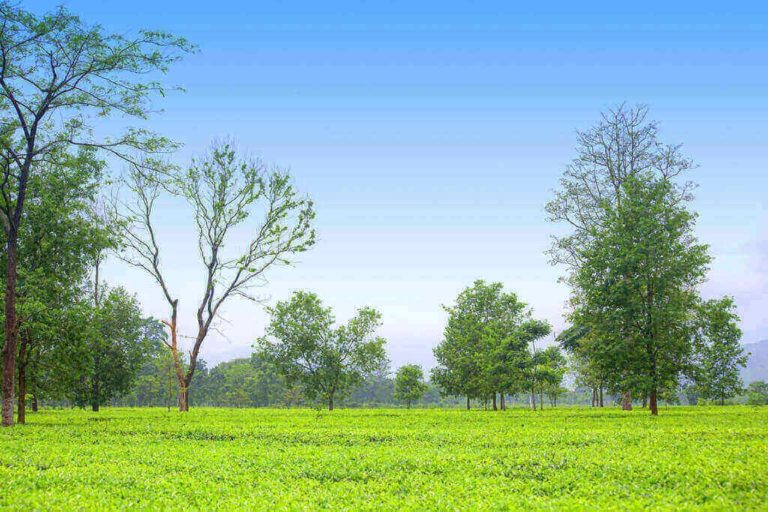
691,297,747,404
393,364,428,408
69,288,163,410
570,175,710,411
432,280,550,404
256,291,389,410
0,407,766,509
746,381,768,406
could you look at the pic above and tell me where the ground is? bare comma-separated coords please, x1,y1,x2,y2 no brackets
0,406,766,510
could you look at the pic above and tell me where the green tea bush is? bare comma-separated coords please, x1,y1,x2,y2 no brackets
0,407,766,510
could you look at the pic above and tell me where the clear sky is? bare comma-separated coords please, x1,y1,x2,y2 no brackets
39,1,768,368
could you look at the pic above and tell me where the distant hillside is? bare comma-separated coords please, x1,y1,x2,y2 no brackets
742,340,768,384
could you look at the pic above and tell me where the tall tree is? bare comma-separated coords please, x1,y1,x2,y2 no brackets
691,297,746,405
256,291,388,411
571,175,710,415
115,143,316,411
394,364,428,409
0,2,191,425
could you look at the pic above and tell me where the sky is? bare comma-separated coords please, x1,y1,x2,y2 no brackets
36,0,768,369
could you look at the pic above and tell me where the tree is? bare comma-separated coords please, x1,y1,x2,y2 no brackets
0,2,191,426
691,297,747,405
570,175,710,415
557,324,606,407
431,280,550,410
546,104,696,413
535,345,567,409
115,143,316,411
746,381,768,406
0,149,112,422
256,291,388,411
394,364,428,409
70,288,162,411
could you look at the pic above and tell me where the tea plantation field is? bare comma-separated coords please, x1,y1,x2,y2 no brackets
0,407,766,510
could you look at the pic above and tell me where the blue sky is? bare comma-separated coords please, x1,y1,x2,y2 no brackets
40,1,768,368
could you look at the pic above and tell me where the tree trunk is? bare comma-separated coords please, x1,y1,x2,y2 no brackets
91,379,99,412
649,390,658,416
179,387,189,412
591,387,596,407
539,387,544,410
642,395,647,408
92,402,99,412
500,393,506,410
599,384,604,407
16,328,28,425
466,396,470,410
530,384,536,410
31,394,38,412
407,399,411,410
328,396,334,411
2,239,18,427
621,391,632,411
492,393,497,411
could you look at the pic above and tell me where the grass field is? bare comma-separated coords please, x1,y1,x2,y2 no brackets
0,406,766,511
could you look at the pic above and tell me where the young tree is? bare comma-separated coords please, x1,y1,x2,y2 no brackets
255,291,388,411
115,143,316,411
0,2,192,426
691,297,747,405
571,175,710,415
394,364,428,409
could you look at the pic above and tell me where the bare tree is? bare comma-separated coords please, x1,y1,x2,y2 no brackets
115,142,316,411
0,2,191,426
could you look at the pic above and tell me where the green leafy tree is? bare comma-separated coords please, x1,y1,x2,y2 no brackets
394,364,428,408
691,297,747,405
571,175,710,415
746,381,768,406
0,2,192,426
546,104,697,413
115,142,316,411
431,280,550,410
256,291,388,410
71,288,162,411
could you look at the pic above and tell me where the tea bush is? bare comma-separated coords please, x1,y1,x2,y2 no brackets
0,406,766,510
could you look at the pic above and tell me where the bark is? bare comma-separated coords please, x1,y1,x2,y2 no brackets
500,393,506,410
642,395,647,408
649,390,658,416
16,329,28,425
492,393,497,411
31,394,38,412
328,396,334,411
406,399,411,410
621,391,633,411
92,401,99,412
591,387,596,407
599,384,604,407
466,396,470,410
2,239,18,427
530,384,537,410
179,387,189,412
540,387,544,410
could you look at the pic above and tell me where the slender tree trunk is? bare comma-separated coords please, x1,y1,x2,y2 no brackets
500,393,506,410
649,390,658,416
466,396,470,410
642,395,647,408
492,393,497,411
328,396,334,411
591,387,596,407
2,238,18,427
621,391,632,411
540,387,544,410
31,393,38,412
16,339,25,425
599,384,604,407
407,399,411,410
530,384,536,410
179,387,189,412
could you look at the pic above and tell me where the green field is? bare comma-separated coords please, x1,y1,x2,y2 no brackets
0,407,766,511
